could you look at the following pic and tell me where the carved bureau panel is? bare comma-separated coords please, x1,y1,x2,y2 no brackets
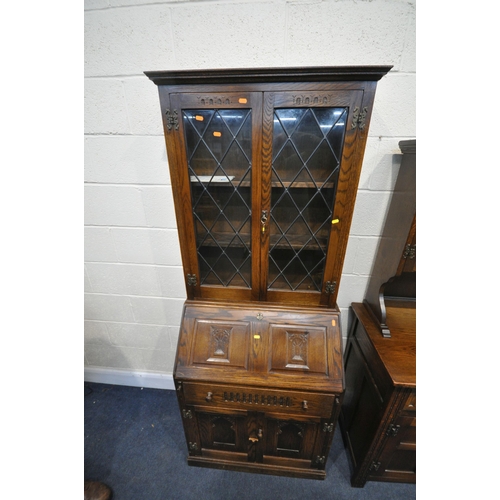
190,320,250,369
268,324,329,376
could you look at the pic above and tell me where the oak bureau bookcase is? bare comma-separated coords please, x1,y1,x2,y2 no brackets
145,66,392,479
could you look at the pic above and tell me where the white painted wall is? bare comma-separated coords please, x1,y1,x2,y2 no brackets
84,0,416,388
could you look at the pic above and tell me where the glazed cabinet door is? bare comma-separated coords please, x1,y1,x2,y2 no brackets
168,92,263,303
164,86,371,306
260,89,365,307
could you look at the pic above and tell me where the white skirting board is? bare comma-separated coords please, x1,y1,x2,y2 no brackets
84,366,175,390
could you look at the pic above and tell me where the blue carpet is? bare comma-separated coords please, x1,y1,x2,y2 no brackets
84,382,416,500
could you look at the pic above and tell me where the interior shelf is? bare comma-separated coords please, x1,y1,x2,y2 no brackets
191,180,334,190
197,232,328,250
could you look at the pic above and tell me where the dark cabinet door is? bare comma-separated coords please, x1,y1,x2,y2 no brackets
196,409,325,470
263,418,323,466
197,411,249,453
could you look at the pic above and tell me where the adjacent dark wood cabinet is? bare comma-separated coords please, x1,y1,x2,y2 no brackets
339,141,416,487
364,140,416,337
340,302,416,487
146,66,391,479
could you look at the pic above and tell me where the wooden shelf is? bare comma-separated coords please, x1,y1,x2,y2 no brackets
191,180,334,189
197,232,328,250
198,233,251,248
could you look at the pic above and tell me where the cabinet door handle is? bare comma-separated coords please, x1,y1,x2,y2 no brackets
302,400,308,409
205,392,213,402
249,428,263,443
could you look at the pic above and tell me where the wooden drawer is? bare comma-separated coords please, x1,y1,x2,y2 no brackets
182,382,335,418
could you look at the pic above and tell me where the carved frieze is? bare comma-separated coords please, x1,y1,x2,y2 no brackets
198,95,232,106
291,94,333,105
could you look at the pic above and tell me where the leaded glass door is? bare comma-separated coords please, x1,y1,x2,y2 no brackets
261,90,364,306
170,88,365,305
170,92,262,302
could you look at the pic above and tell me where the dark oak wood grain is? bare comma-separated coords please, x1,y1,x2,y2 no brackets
145,66,393,86
339,302,416,487
146,67,391,479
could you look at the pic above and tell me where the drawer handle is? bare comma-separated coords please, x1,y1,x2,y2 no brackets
205,392,213,402
302,400,308,410
386,423,400,437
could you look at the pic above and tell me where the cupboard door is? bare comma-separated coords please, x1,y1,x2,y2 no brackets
197,410,248,455
263,418,323,468
169,92,263,302
261,90,365,306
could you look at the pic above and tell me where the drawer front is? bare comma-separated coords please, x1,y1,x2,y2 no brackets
402,390,416,414
182,382,335,418
371,414,416,483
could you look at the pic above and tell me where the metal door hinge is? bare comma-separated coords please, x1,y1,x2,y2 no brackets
188,442,198,451
187,274,197,286
369,461,381,472
325,281,336,294
386,423,400,437
182,409,193,419
403,244,416,259
166,109,179,130
315,456,326,465
351,106,368,130
323,423,334,433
